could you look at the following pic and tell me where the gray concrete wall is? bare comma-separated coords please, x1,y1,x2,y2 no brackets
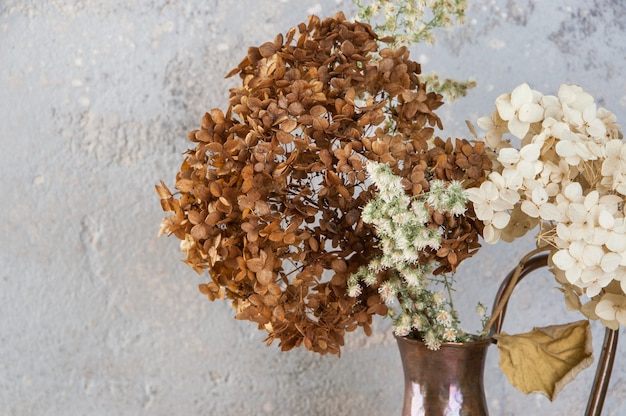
2,0,625,415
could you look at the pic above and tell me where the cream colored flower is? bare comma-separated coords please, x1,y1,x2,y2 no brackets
494,168,524,195
497,143,542,179
432,292,445,306
443,327,457,342
597,107,621,140
540,94,563,120
595,293,626,327
554,127,596,166
466,180,513,226
570,191,602,237
558,84,607,139
567,102,606,139
554,182,585,224
348,283,362,297
436,309,452,326
520,184,560,221
477,110,508,149
482,222,502,244
580,267,612,298
467,171,524,244
394,325,410,337
379,281,397,304
605,217,626,253
544,159,572,192
552,240,600,285
602,140,626,195
495,83,544,139
423,330,441,350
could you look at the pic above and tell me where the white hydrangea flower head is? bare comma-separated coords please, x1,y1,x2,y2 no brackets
552,241,587,285
604,217,626,253
558,84,595,114
560,90,606,139
476,82,626,332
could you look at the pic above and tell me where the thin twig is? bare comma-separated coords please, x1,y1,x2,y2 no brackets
483,246,551,335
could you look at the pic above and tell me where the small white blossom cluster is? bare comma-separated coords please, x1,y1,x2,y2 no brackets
467,83,626,329
353,0,474,102
354,0,467,47
349,161,472,349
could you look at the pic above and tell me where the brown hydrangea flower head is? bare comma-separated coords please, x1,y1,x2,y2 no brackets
157,12,491,355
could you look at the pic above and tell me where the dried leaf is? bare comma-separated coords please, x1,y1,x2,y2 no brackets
269,231,284,242
175,179,194,193
190,223,210,241
158,216,176,237
259,41,277,58
281,119,298,133
246,258,264,273
494,320,593,401
283,233,296,244
155,181,172,199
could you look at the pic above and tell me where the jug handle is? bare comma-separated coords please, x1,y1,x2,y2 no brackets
490,253,618,416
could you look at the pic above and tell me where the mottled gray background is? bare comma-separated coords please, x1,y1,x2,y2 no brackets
2,0,626,415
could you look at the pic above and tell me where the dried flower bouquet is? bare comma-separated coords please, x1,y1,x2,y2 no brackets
157,12,491,355
156,2,626,399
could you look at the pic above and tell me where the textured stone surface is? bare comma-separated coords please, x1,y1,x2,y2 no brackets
1,0,625,414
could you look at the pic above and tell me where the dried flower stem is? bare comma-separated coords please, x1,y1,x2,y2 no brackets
483,246,551,336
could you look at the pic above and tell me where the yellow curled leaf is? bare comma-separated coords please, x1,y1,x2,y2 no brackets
494,320,593,401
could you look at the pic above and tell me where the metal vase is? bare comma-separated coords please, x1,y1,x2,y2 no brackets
396,335,491,416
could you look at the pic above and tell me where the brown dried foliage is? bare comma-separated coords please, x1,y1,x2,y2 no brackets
157,12,491,355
